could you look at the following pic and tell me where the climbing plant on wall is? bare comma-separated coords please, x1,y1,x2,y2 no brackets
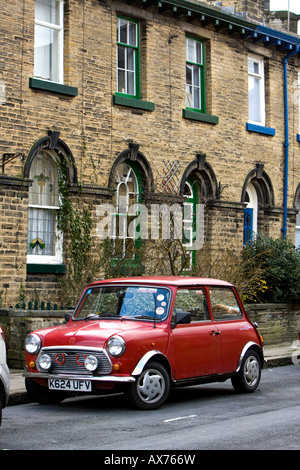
56,158,100,305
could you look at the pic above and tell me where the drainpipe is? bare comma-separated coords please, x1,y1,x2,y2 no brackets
282,45,299,239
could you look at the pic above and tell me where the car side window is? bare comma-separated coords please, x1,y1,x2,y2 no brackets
173,288,210,322
209,287,242,321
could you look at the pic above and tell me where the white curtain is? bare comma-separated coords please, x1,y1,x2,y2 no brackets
27,151,59,257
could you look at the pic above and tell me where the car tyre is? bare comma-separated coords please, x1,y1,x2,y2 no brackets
231,349,261,393
25,378,67,405
0,401,2,427
125,361,170,410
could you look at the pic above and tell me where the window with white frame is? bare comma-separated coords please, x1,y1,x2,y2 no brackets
34,0,64,83
116,17,139,98
183,181,194,270
27,150,63,264
243,181,258,245
112,162,140,258
248,54,265,126
186,37,205,112
182,177,202,270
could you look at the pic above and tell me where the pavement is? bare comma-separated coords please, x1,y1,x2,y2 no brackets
7,343,300,406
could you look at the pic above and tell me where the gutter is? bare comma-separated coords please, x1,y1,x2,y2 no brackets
282,45,300,238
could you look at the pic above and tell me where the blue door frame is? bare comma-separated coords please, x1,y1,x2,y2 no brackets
243,208,253,245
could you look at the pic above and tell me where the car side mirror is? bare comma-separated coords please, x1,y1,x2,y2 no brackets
172,310,191,328
65,312,73,322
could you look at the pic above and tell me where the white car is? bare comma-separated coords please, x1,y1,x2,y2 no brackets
0,326,10,426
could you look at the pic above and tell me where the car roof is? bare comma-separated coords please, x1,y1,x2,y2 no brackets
88,276,233,288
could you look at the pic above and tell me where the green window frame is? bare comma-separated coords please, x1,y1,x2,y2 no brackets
116,17,140,99
182,177,199,270
185,37,205,113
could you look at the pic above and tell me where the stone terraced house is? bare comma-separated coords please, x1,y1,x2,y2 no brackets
1,0,300,307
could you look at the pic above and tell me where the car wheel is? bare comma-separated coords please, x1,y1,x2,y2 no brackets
125,361,170,410
25,378,67,405
231,350,261,393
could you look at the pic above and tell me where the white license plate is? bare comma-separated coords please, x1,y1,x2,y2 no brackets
48,378,92,392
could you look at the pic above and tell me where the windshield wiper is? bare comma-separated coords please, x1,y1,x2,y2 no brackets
120,314,160,321
84,312,118,320
134,315,154,320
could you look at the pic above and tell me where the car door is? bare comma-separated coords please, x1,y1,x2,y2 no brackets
170,288,221,380
209,286,250,373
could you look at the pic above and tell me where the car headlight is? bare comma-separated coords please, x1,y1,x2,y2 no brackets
25,334,42,354
39,354,51,370
107,335,126,357
84,355,98,372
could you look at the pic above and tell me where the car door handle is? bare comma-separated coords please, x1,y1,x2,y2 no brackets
210,330,221,336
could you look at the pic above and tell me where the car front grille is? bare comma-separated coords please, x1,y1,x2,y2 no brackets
36,347,112,376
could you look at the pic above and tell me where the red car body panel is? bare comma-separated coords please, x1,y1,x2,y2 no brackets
24,277,263,399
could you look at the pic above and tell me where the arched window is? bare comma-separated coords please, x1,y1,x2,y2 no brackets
242,165,274,246
180,157,217,269
27,149,62,264
183,178,199,269
243,181,258,245
112,161,141,258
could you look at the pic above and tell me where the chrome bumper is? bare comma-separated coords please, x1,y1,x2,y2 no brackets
23,371,135,383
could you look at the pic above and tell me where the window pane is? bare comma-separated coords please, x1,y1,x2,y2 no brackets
248,76,261,122
186,38,195,62
210,287,242,321
35,0,61,26
34,24,52,80
128,22,137,46
185,64,201,109
193,87,200,109
248,59,259,75
27,208,57,256
117,70,126,94
173,289,210,322
117,46,125,69
29,151,59,207
34,9,61,82
186,86,192,108
127,48,135,72
184,182,193,198
127,71,135,95
117,18,138,97
27,149,62,261
195,42,202,64
117,46,135,95
113,163,139,258
186,38,203,111
186,38,202,64
119,19,128,44
193,66,199,87
186,64,192,85
76,286,170,321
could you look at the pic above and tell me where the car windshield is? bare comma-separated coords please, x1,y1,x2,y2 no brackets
74,285,171,321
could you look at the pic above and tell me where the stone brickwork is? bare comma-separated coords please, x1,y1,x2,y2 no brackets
0,177,31,307
0,0,300,306
0,309,66,368
246,303,300,346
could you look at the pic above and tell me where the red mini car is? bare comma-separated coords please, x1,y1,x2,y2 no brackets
24,277,264,410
